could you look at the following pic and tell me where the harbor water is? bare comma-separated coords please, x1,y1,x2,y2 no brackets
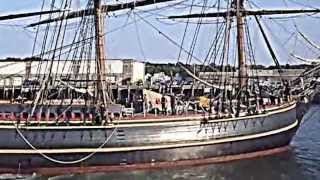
2,105,320,180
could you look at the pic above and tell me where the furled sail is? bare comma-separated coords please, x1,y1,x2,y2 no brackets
0,10,68,21
168,9,320,19
177,63,232,91
57,79,94,97
296,28,320,51
28,0,177,27
291,54,320,64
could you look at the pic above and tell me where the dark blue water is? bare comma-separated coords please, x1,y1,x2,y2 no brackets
5,106,320,180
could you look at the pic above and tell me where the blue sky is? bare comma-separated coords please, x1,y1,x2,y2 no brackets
1,0,320,65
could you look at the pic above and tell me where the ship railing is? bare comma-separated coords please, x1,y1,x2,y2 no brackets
0,111,95,124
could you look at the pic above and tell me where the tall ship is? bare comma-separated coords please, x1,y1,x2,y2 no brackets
0,0,318,175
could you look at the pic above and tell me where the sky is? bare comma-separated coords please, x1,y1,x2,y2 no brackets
1,0,320,65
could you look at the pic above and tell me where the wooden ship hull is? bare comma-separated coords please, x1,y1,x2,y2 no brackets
0,102,300,174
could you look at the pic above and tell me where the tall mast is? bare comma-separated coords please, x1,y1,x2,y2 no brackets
94,0,108,107
233,0,246,116
235,0,246,89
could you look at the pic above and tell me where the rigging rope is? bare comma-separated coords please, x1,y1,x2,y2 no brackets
177,0,195,63
133,12,147,60
15,123,119,164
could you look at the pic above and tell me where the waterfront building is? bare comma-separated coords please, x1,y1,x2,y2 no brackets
0,58,145,86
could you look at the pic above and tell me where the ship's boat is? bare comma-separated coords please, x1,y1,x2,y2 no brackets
0,0,319,175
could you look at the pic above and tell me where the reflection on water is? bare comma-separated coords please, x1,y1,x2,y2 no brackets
291,105,320,180
43,153,306,180
10,106,320,180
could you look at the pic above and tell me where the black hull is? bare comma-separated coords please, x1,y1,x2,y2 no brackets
0,124,298,175
0,102,300,174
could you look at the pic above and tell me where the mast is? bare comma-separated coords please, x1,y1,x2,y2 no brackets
94,0,108,109
233,0,246,116
234,0,246,89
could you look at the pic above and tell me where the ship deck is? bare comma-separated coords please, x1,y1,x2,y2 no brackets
0,101,296,127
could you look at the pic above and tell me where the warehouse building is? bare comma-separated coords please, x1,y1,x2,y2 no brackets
0,58,145,87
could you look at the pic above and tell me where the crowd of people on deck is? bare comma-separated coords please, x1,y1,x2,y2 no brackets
8,79,295,125
124,79,294,118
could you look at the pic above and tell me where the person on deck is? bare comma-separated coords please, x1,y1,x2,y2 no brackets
56,107,62,124
170,94,176,115
161,94,167,115
94,106,101,125
284,80,291,102
81,107,86,124
65,110,72,125
100,104,109,125
143,94,149,113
